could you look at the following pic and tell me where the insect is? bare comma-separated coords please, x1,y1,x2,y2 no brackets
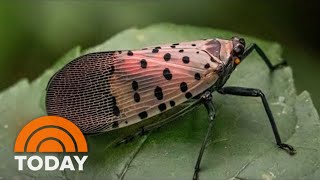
46,37,296,180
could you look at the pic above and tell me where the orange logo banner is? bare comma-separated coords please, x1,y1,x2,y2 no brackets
14,116,88,153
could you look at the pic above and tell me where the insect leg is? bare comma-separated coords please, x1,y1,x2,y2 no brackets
115,99,202,146
242,43,287,71
193,91,216,180
217,86,296,155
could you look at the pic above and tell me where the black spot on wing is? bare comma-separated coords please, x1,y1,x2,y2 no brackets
127,50,133,56
194,73,201,80
110,65,115,74
134,92,140,102
169,100,175,107
163,68,172,80
154,86,163,100
113,106,120,116
138,111,148,119
132,80,138,91
158,103,167,112
180,82,188,92
185,92,193,99
112,96,117,106
163,53,171,61
140,59,147,68
112,121,119,128
182,56,190,64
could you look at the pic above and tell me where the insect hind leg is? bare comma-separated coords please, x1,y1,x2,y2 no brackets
193,91,216,180
241,43,287,71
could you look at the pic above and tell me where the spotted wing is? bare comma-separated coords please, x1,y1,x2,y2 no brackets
46,40,221,134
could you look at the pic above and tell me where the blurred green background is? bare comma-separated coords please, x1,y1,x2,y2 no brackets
0,1,319,111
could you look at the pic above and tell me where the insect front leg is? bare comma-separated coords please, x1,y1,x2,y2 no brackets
241,43,287,71
217,86,296,155
193,91,216,180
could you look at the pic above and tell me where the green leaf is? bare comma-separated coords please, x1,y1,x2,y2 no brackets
1,23,319,180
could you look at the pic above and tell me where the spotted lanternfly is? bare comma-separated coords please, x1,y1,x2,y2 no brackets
46,37,296,180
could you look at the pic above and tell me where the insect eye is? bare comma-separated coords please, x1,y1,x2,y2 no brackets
239,38,246,46
232,45,244,56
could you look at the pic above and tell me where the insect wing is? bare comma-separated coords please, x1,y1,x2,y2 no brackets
46,41,220,133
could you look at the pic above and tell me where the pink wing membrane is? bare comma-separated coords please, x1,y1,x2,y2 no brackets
111,44,220,129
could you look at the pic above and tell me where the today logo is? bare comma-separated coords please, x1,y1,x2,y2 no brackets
14,116,88,171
